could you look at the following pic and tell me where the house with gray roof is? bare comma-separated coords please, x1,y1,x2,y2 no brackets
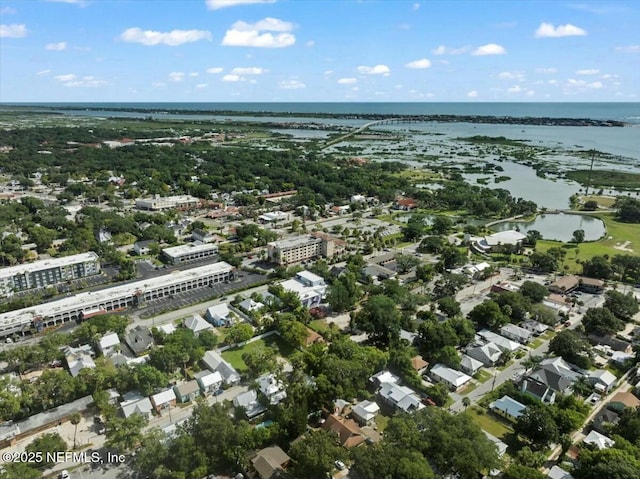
587,369,618,393
173,380,201,403
478,330,521,352
125,326,154,356
378,382,425,413
120,396,153,419
490,395,527,422
521,356,582,404
202,350,241,385
500,323,532,344
351,400,380,426
583,430,615,450
430,364,472,391
466,342,502,366
233,390,266,419
183,314,213,335
194,370,223,395
460,354,483,375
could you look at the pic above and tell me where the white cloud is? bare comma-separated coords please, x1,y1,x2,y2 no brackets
614,45,640,53
472,43,506,56
526,90,535,97
120,27,212,46
575,69,599,75
45,41,67,51
357,64,390,75
231,66,267,75
338,78,357,84
46,0,87,4
467,90,478,98
405,58,432,69
497,71,525,81
36,69,51,75
207,67,224,74
432,44,469,55
152,81,166,87
567,78,605,89
279,80,305,89
189,72,199,77
206,0,275,10
324,70,333,76
0,7,17,14
412,3,420,10
196,83,208,89
0,24,27,38
534,22,587,38
535,67,557,74
548,79,559,85
168,72,185,82
222,17,295,48
64,76,108,87
222,74,243,82
507,85,522,93
55,73,76,82
306,40,315,47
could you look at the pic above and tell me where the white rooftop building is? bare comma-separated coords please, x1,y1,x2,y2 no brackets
97,332,120,357
135,195,200,211
162,243,218,264
257,373,287,405
478,330,521,353
378,382,425,413
184,314,213,335
430,364,472,391
280,271,326,308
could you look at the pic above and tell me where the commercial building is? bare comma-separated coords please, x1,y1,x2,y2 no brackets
162,243,218,264
0,252,100,297
280,271,327,308
267,234,336,265
472,230,527,254
135,195,200,211
0,262,235,338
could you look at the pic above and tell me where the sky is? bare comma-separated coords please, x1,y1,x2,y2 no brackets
1,0,639,102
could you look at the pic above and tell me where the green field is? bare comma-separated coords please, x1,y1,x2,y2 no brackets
565,170,640,190
536,212,639,273
221,334,294,372
474,370,493,384
467,407,514,439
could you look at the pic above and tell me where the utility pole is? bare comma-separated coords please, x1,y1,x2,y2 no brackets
585,150,597,196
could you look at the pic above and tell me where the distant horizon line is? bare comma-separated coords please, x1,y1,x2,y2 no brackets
2,100,639,105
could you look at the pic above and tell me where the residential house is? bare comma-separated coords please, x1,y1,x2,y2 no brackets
157,323,177,335
251,446,291,479
548,466,575,479
120,395,153,419
478,330,521,353
183,314,213,335
97,332,120,357
430,364,472,391
173,380,201,403
522,319,549,336
466,342,502,367
500,324,532,344
484,432,508,458
233,390,266,419
238,298,264,313
587,370,618,393
257,373,287,405
133,240,155,255
202,350,241,385
191,229,216,243
591,409,620,435
489,395,527,423
378,382,425,413
351,400,380,426
205,303,233,327
194,370,223,395
583,430,615,450
150,389,177,415
410,356,429,376
548,275,580,294
394,197,418,211
125,326,154,356
64,345,96,377
521,357,582,404
361,264,397,281
400,329,418,345
321,414,365,449
460,354,483,375
369,370,399,390
588,334,633,353
543,294,572,319
607,391,640,413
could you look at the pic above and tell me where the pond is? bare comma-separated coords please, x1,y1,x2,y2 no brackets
491,213,606,242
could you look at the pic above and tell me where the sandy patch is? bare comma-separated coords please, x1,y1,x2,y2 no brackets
614,241,634,252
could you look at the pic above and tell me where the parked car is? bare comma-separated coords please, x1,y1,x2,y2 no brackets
334,460,346,470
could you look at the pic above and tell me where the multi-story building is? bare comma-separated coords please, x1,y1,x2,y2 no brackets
0,252,100,297
135,195,200,211
162,243,218,264
267,233,337,265
0,262,235,338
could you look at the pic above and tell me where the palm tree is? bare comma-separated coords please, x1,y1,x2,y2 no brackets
462,397,471,410
70,413,81,450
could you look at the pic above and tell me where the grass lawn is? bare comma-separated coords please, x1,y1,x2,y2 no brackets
536,213,639,273
474,370,493,384
497,360,515,371
580,195,617,208
222,335,295,372
308,319,330,334
467,407,514,439
375,414,390,432
462,382,478,394
530,338,544,349
540,330,556,341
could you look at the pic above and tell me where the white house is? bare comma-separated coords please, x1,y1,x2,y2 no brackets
460,354,483,375
478,330,521,353
206,303,233,327
194,370,223,395
184,314,213,335
500,324,533,344
238,298,264,312
351,400,380,426
150,389,177,415
202,350,241,385
587,370,617,393
489,395,527,423
97,332,120,357
430,364,472,391
233,390,266,419
378,382,425,413
120,395,153,419
257,373,287,405
583,430,615,450
280,271,327,308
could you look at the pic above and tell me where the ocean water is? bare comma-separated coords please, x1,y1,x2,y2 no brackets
4,102,640,123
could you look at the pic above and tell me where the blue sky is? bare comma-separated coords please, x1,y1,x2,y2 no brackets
1,0,639,102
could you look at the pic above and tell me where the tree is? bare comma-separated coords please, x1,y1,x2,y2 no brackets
529,251,558,272
403,215,428,241
431,216,453,235
467,300,509,330
437,296,461,318
70,412,81,450
574,447,640,479
105,413,148,453
614,406,640,445
327,272,361,312
241,345,277,378
0,463,41,479
572,229,585,244
395,253,421,273
548,329,592,369
514,446,546,468
419,235,445,254
582,255,614,279
583,200,598,211
352,443,435,479
583,307,625,336
462,397,471,409
288,429,346,479
502,464,545,479
26,432,67,469
603,290,640,320
519,280,548,303
277,318,308,349
355,294,402,345
224,323,254,345
615,197,640,223
514,405,559,448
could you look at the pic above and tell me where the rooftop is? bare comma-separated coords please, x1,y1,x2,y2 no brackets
162,242,218,258
268,235,321,249
0,252,99,280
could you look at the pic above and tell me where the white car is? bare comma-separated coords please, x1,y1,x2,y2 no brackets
334,460,346,470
